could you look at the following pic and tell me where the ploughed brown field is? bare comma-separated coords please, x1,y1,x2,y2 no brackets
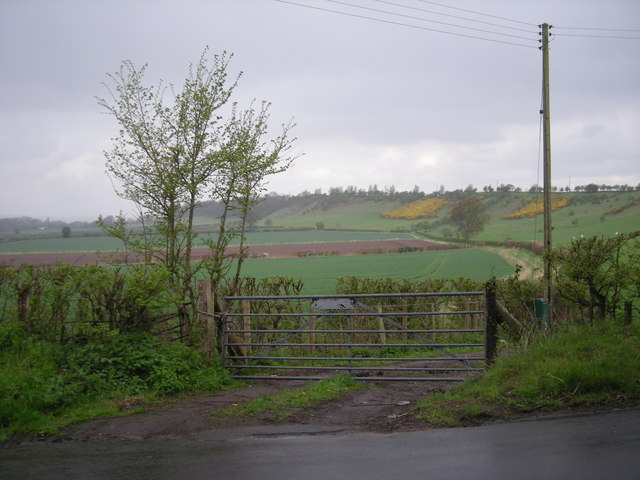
0,239,450,267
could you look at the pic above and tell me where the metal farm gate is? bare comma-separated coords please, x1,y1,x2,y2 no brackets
221,286,499,382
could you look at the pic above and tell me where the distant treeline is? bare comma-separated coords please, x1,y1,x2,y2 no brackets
0,217,97,234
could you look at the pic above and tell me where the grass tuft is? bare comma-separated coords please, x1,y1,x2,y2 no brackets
213,374,365,422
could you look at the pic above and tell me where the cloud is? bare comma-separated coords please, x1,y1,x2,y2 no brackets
41,155,94,184
0,0,638,219
0,109,131,220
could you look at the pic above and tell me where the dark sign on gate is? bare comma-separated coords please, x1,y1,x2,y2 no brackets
311,297,357,310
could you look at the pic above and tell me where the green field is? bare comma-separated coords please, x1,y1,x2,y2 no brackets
0,230,415,254
0,236,125,253
205,229,415,245
225,248,513,294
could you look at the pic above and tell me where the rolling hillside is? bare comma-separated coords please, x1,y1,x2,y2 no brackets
221,190,640,245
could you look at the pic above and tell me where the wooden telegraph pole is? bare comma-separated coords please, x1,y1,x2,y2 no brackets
541,23,552,325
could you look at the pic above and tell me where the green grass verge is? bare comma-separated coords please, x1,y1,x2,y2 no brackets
212,374,365,423
412,322,640,426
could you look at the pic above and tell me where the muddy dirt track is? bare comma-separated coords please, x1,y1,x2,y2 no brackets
0,239,449,267
36,377,459,444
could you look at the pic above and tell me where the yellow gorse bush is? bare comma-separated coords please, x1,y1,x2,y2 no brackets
502,194,568,219
381,197,449,219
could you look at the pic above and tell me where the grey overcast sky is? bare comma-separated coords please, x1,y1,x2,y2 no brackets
1,0,639,220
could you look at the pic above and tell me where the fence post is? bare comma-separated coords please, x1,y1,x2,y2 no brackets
431,303,438,341
308,302,316,352
485,280,499,366
241,300,251,355
624,301,632,325
402,304,408,342
197,279,216,358
377,306,386,344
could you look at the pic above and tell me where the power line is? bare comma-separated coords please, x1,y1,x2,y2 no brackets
554,25,640,33
325,0,539,41
553,32,640,40
274,0,539,48
372,0,539,34
415,1,640,38
415,0,537,27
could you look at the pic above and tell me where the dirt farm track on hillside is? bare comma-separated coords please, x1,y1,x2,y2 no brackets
0,239,449,267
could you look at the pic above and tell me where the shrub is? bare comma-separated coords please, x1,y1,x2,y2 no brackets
381,197,448,219
502,194,568,219
64,333,226,396
0,326,230,440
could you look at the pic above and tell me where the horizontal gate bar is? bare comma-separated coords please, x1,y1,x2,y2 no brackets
224,310,484,318
230,365,485,372
226,356,485,362
229,375,468,382
229,342,485,348
227,328,485,334
225,292,484,301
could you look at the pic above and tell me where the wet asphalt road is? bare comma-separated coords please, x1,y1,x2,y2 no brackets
2,408,639,480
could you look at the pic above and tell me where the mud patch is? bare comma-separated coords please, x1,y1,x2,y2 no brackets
282,381,453,433
55,380,308,442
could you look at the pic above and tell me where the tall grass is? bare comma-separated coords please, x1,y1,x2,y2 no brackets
413,321,640,426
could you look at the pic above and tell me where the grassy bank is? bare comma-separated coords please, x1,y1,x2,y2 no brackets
413,322,640,426
0,324,233,441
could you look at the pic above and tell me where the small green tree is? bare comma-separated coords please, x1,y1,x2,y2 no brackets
61,226,71,238
218,101,297,291
97,48,240,336
447,197,490,242
549,232,639,324
97,48,298,340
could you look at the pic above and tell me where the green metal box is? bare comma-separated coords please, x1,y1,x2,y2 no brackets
533,298,549,319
